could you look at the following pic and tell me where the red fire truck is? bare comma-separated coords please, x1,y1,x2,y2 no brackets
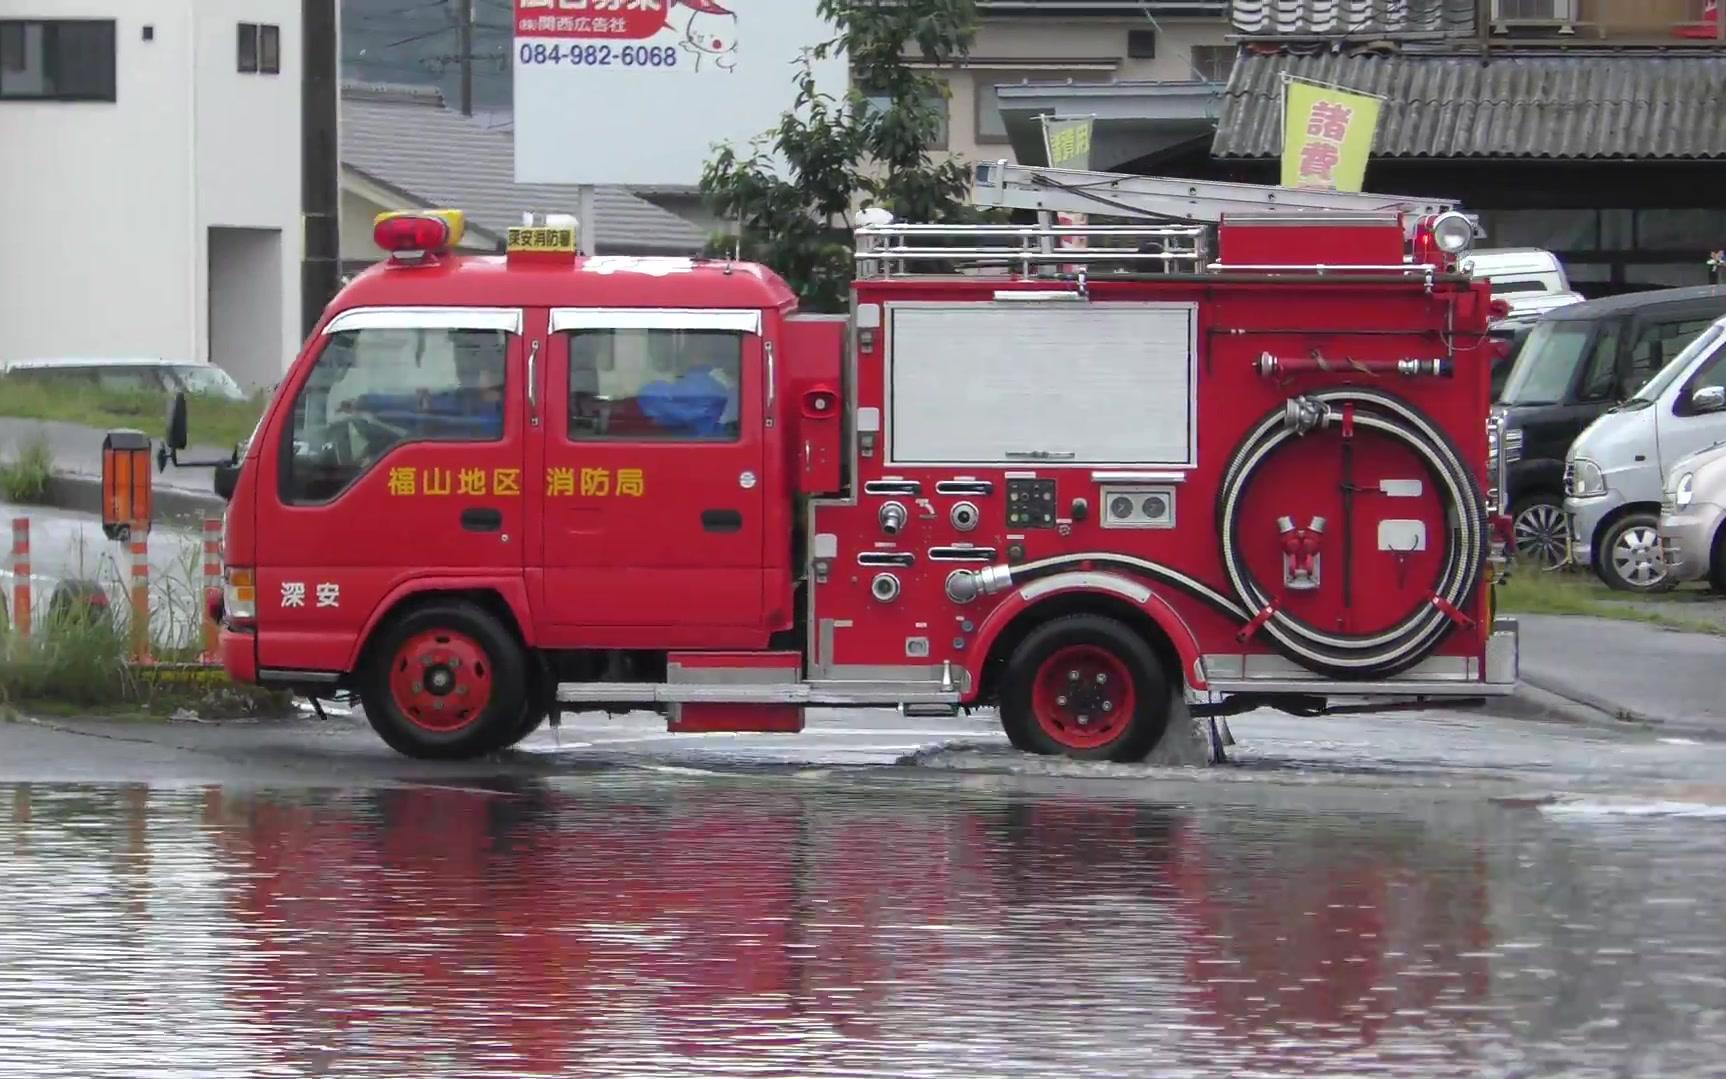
164,163,1518,761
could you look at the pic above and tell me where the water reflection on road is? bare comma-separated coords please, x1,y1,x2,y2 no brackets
1,776,1722,1077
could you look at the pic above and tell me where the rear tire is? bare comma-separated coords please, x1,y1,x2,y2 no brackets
358,601,530,760
1509,492,1567,569
1597,512,1676,593
999,615,1171,762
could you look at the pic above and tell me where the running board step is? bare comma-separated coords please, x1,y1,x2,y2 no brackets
556,681,961,706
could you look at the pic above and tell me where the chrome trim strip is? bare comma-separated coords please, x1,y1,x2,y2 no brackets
935,479,994,495
1090,470,1188,484
928,546,995,562
864,479,921,495
1207,678,1512,697
1018,572,1152,605
323,306,523,335
258,668,341,684
858,551,915,566
557,681,960,705
549,308,762,334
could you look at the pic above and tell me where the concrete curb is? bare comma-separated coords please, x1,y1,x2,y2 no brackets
1480,681,1661,737
17,472,225,526
48,472,225,524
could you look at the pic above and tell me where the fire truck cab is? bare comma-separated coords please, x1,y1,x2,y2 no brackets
175,167,1519,761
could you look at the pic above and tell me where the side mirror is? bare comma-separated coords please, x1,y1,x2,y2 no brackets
1693,386,1726,414
166,391,188,451
213,459,240,502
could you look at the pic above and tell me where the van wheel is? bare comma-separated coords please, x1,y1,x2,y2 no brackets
1597,513,1676,593
1509,493,1567,568
999,615,1170,762
359,602,529,759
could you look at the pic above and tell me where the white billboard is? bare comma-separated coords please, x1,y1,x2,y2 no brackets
512,0,849,186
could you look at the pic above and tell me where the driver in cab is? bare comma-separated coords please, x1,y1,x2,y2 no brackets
337,335,506,441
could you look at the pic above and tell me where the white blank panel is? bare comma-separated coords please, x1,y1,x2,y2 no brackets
887,303,1196,465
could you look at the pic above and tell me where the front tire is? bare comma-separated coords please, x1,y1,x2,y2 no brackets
999,615,1171,762
1597,512,1675,593
359,602,530,760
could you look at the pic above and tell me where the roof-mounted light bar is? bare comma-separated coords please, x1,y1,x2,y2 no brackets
373,209,464,263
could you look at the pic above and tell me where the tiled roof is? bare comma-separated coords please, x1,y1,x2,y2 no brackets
1213,51,1726,159
340,83,708,253
1231,0,1477,37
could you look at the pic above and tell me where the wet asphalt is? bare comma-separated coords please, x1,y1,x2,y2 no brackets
3,705,1725,1077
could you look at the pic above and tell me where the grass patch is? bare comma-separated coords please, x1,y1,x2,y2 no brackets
0,380,265,449
0,536,291,719
1497,569,1726,635
0,613,291,718
0,433,53,503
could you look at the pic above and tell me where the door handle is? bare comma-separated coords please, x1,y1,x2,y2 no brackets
461,507,503,532
701,508,743,533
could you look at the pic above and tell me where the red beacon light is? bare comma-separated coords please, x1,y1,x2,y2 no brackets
373,209,464,263
1411,210,1475,271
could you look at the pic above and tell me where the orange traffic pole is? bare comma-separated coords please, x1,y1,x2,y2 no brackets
200,516,222,662
129,533,150,663
8,517,29,640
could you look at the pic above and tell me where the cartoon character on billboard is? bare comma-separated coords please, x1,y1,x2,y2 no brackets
676,0,737,72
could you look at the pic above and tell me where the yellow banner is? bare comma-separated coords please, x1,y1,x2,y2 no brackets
1041,116,1093,171
1280,78,1380,193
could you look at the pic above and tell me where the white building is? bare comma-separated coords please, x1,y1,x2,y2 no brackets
0,1,303,393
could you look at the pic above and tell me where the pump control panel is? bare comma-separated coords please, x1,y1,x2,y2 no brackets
1005,477,1058,529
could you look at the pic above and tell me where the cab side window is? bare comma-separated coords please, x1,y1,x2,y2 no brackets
565,328,741,442
282,326,508,503
1624,316,1719,398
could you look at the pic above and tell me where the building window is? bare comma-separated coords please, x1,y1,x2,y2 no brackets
974,69,1101,144
238,23,279,75
260,24,279,74
1127,29,1156,58
859,81,949,151
1190,44,1236,83
0,19,116,101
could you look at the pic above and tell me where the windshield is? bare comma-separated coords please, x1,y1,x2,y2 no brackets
1629,323,1726,404
172,364,245,399
1498,321,1593,405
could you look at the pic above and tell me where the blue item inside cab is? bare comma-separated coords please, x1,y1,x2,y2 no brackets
636,369,732,436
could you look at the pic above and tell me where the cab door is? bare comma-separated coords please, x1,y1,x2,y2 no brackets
253,307,528,672
534,307,767,648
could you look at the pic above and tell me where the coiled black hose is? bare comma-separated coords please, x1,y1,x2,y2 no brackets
1214,388,1486,679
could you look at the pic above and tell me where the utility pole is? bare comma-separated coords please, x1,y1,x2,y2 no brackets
457,0,474,116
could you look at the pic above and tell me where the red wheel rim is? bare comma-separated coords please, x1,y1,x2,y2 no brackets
1030,645,1135,750
387,629,494,733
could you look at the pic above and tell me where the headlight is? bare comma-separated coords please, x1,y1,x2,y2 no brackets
1568,458,1607,498
1502,426,1523,463
1676,472,1696,510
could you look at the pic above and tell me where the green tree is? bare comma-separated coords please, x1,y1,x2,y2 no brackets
699,0,985,311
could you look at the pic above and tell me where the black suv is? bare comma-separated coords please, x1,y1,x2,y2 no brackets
1493,285,1726,566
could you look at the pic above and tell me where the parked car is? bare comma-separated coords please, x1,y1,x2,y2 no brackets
1493,285,1726,568
1656,438,1726,592
0,356,247,400
1460,248,1585,322
1488,320,1535,401
1566,313,1726,592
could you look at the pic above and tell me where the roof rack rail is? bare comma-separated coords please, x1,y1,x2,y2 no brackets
968,161,1458,235
853,222,1208,279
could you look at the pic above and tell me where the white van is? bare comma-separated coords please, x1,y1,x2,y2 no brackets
1461,248,1584,323
1564,316,1726,592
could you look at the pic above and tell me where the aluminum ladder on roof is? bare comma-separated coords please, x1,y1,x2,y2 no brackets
969,160,1458,233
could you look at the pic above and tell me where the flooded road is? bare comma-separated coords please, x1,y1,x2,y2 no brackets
3,710,1725,1077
